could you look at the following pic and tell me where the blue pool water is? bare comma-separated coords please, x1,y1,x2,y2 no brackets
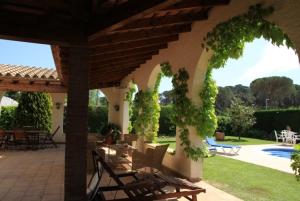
262,148,295,159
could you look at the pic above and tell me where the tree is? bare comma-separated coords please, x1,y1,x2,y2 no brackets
159,90,173,105
250,76,296,108
215,87,234,113
228,98,256,141
15,92,52,131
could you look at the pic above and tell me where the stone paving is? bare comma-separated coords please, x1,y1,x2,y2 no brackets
222,144,294,174
0,146,242,201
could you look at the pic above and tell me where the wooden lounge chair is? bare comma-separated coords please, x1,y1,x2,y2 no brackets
88,149,206,201
132,144,169,172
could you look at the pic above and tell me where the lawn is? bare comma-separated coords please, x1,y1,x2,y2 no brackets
203,156,299,201
157,136,275,149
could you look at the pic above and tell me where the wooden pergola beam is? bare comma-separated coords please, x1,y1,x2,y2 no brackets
91,61,145,73
90,43,167,58
91,56,151,70
162,0,230,11
116,10,208,31
91,34,178,50
88,0,183,40
90,54,152,66
90,50,159,64
91,24,191,45
0,80,66,93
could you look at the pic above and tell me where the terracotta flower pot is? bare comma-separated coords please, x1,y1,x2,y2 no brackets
215,131,225,141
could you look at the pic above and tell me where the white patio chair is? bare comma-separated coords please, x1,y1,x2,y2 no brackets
285,131,295,144
292,133,300,144
274,130,285,143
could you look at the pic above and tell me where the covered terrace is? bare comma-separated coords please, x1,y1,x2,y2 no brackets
0,0,300,201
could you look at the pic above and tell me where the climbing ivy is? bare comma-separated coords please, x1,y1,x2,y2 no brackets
204,4,294,69
132,73,162,142
125,85,136,133
160,63,213,160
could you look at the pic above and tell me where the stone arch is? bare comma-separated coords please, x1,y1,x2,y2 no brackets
191,0,300,106
147,64,162,90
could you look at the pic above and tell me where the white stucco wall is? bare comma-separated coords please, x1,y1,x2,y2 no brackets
50,93,66,142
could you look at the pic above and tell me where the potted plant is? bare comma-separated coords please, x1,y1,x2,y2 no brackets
215,115,230,141
101,123,121,144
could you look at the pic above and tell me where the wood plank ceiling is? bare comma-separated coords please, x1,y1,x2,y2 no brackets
0,0,230,89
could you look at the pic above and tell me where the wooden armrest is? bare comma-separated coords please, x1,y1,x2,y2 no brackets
116,171,138,178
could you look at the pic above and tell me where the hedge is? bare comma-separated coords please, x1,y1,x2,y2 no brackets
254,109,300,133
87,106,108,133
217,109,300,140
0,106,16,129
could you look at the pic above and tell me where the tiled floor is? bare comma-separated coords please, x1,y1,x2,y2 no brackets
0,147,64,201
0,146,242,201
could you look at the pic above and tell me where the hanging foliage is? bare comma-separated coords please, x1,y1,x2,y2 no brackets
204,4,294,69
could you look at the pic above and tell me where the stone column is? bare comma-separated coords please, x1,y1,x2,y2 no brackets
49,93,66,142
119,88,130,134
64,47,89,201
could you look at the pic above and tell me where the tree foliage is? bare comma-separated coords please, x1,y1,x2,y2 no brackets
15,92,52,131
250,76,296,108
228,98,256,140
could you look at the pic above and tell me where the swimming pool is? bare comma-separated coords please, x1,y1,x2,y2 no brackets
262,148,295,159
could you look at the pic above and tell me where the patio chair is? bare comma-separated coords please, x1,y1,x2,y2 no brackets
88,149,206,201
132,144,169,172
42,126,60,148
0,129,7,151
206,137,241,155
13,129,28,149
274,130,285,143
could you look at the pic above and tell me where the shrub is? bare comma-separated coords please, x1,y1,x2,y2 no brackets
0,106,16,129
87,106,108,133
216,115,232,134
15,92,52,131
159,105,176,136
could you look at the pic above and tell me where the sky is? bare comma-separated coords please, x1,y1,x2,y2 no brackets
0,38,299,94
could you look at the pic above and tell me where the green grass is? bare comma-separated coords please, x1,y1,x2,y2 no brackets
157,136,275,149
157,136,176,149
220,136,275,145
203,156,300,201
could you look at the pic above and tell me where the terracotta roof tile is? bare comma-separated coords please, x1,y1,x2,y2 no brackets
0,64,59,81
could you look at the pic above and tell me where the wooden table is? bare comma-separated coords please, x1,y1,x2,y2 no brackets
5,130,46,150
105,144,136,170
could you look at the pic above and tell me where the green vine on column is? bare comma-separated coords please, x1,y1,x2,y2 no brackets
125,85,136,133
132,71,162,142
161,63,213,160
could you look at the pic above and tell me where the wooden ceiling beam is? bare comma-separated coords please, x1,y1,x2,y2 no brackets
0,80,66,93
91,61,146,72
88,0,183,40
90,50,159,64
91,24,191,45
91,34,178,50
117,10,208,31
90,54,152,66
162,0,230,11
91,43,167,57
91,56,151,69
0,11,86,45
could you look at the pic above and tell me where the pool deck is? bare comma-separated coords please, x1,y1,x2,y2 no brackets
220,144,294,174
